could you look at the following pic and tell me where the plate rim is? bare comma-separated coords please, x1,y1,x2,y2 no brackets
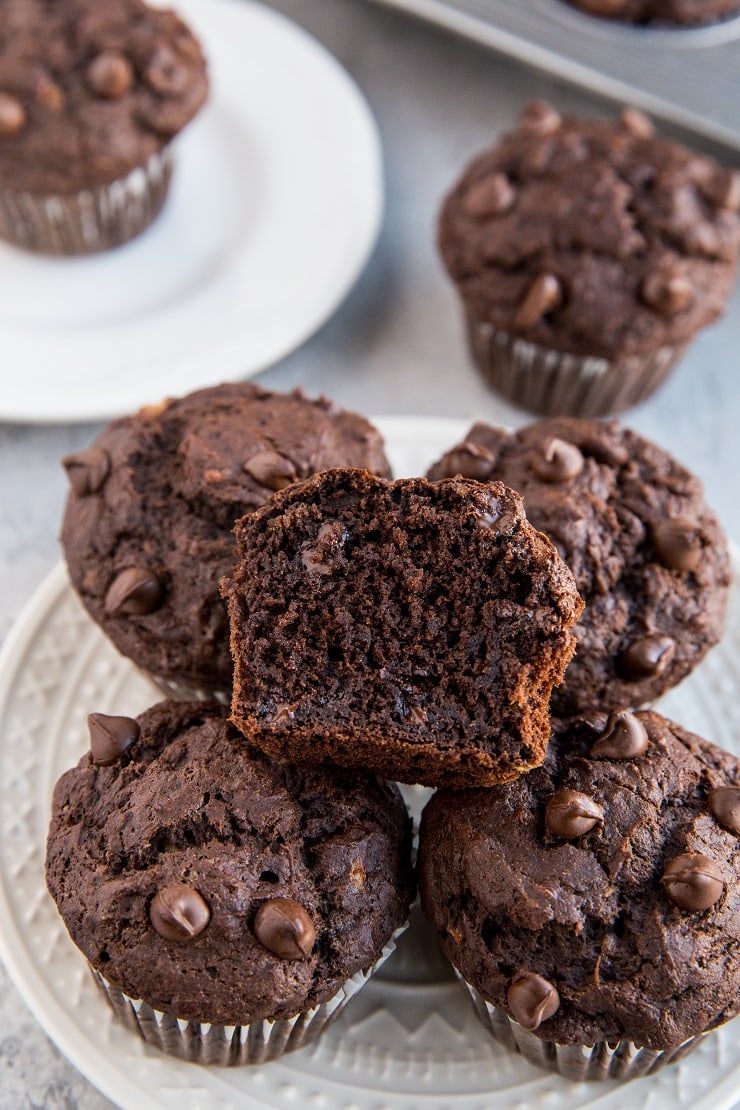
0,0,383,425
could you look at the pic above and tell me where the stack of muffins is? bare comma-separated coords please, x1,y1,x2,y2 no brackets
44,101,740,1087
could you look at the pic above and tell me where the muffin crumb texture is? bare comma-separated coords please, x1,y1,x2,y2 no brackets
226,469,583,787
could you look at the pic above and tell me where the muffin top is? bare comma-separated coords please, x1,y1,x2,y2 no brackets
419,710,740,1050
60,383,391,692
0,0,208,194
225,468,582,788
565,0,740,26
438,102,740,361
427,417,730,715
45,700,414,1025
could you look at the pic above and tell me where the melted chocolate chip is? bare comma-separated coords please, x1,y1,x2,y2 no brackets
441,442,496,481
519,100,561,136
651,519,702,572
641,266,693,316
87,52,134,98
144,44,190,95
620,107,655,140
406,704,428,725
531,437,584,483
463,174,516,218
515,274,562,329
0,93,26,137
591,711,649,759
35,77,64,111
545,789,604,838
150,884,211,941
708,787,740,837
244,450,298,491
619,635,676,680
702,169,740,212
254,897,316,959
301,521,347,576
62,447,110,496
661,853,724,912
507,971,560,1030
104,567,162,617
88,712,139,765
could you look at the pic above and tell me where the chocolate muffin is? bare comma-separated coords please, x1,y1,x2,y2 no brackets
60,384,391,700
427,417,730,716
45,700,414,1064
0,0,208,253
225,469,583,788
418,710,740,1079
438,101,740,416
564,0,740,26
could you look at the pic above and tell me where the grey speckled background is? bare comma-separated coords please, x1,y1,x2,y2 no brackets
0,0,739,1106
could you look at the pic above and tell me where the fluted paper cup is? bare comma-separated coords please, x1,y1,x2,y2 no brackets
0,149,172,255
466,314,686,418
90,922,407,1066
457,972,705,1082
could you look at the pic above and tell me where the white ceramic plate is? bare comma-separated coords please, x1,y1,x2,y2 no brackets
0,415,739,1110
0,0,382,424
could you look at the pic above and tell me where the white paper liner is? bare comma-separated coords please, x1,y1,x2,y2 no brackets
467,315,686,418
457,972,706,1082
0,149,173,255
90,922,408,1066
148,671,231,708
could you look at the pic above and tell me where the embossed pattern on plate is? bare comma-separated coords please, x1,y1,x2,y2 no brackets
0,417,739,1109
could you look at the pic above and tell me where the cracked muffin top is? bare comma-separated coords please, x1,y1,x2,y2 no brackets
438,101,740,361
418,710,740,1049
45,700,414,1025
0,0,208,194
60,383,391,694
427,417,730,716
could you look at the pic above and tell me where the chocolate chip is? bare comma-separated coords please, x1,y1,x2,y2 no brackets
702,169,740,212
661,853,724,912
88,712,140,765
62,447,110,496
104,567,162,617
34,77,64,112
254,897,316,959
619,107,655,140
144,44,190,96
545,789,604,838
406,704,428,725
463,174,516,218
271,703,296,727
531,437,584,483
619,635,676,680
507,971,560,1031
150,884,211,941
87,52,133,98
591,711,649,759
301,521,347,576
440,441,496,481
244,450,298,491
708,786,740,836
651,519,702,572
515,274,562,329
519,100,561,136
0,93,26,137
641,265,693,315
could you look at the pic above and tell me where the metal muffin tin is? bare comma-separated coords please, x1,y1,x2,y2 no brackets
368,0,740,152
